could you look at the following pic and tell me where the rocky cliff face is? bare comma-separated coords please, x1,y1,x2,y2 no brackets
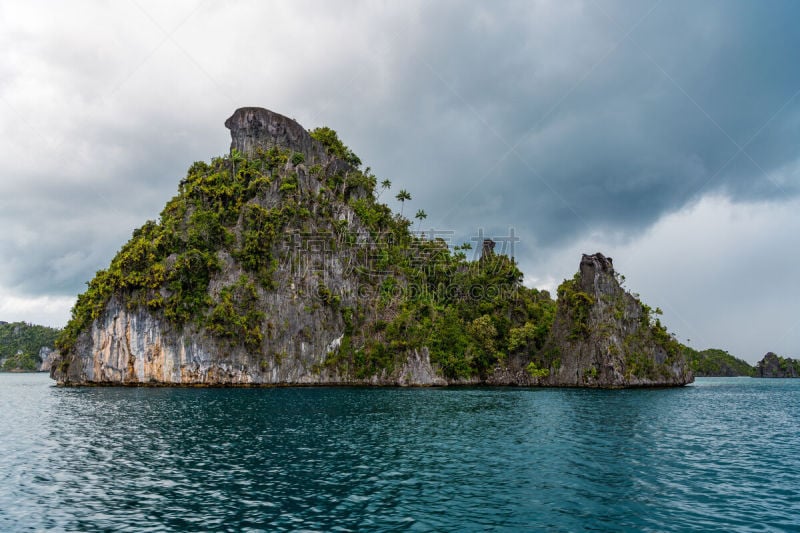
54,296,444,386
534,253,692,387
51,108,692,388
756,352,800,378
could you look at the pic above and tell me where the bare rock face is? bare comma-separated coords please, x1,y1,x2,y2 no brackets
55,297,317,385
37,346,57,372
224,107,326,160
396,348,448,386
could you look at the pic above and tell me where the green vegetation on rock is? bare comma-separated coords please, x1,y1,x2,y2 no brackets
57,147,298,355
309,127,362,167
368,252,557,379
556,274,594,340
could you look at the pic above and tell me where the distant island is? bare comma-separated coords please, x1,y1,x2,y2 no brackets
0,321,60,372
755,352,800,378
50,108,697,387
686,348,756,377
682,348,799,378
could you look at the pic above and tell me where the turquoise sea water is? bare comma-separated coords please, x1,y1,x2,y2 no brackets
1,374,798,532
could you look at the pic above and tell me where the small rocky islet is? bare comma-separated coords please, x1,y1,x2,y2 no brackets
51,107,701,388
755,352,800,378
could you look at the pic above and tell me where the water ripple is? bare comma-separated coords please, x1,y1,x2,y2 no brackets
1,375,799,531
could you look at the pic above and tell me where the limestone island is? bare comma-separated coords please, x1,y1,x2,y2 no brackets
756,352,800,378
51,108,693,388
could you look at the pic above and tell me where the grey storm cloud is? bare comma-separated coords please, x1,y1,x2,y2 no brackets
346,0,800,242
0,0,798,360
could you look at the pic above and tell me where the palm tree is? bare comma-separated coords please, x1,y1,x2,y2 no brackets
378,179,391,200
414,209,427,236
395,189,411,217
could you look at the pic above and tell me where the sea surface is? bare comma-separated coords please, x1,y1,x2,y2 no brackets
1,374,799,532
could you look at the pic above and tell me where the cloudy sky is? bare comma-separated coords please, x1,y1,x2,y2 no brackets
1,0,798,362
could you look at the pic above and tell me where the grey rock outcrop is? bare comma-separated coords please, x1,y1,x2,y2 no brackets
225,107,326,161
579,252,615,295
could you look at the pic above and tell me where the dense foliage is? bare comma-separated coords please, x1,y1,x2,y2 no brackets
0,322,60,371
359,250,557,379
686,347,755,376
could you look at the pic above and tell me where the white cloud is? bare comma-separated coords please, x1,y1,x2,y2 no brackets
0,289,73,329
